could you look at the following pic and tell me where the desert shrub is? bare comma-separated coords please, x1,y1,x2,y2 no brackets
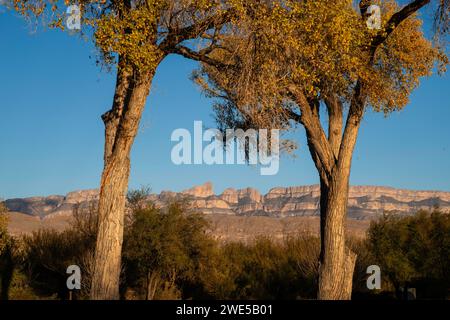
284,235,320,298
70,201,98,242
7,193,449,301
0,202,14,300
194,241,240,299
367,209,450,299
22,229,92,299
247,236,319,299
0,202,9,256
197,235,320,300
126,186,152,213
20,202,98,299
347,237,393,299
122,201,214,300
5,269,48,300
200,234,389,300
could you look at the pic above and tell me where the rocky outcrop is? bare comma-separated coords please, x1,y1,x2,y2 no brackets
5,183,450,220
5,190,98,219
5,195,65,218
182,182,214,198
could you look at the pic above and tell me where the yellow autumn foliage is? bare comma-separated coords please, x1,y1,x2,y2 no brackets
196,0,447,129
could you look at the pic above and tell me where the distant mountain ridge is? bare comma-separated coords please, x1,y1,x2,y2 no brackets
5,183,450,221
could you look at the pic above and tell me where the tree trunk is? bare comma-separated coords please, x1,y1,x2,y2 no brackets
315,97,364,300
102,63,133,163
90,70,155,300
317,172,357,300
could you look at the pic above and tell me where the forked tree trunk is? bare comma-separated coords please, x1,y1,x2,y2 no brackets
317,172,357,300
90,70,155,300
299,89,363,300
315,94,363,300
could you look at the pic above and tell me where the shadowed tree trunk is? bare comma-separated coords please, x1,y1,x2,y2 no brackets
316,88,364,300
90,67,157,300
317,173,356,299
102,61,133,163
290,83,364,299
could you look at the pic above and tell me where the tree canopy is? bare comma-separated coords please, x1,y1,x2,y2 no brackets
194,0,447,132
10,0,249,72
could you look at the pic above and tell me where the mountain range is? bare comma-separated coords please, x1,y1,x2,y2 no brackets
5,182,450,222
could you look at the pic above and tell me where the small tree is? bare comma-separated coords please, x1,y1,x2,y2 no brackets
123,201,211,299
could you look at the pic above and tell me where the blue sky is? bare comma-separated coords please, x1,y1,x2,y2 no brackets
0,8,449,199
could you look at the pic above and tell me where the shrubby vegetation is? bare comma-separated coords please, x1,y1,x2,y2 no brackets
367,209,450,299
0,202,14,300
123,201,214,300
0,202,9,256
0,196,448,300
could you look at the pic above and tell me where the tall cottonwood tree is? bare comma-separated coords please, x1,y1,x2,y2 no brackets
11,0,245,299
89,1,241,300
192,0,448,299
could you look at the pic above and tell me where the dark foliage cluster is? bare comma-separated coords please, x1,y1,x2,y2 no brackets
0,198,448,300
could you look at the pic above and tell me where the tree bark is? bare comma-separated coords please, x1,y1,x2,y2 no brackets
295,86,363,300
317,171,357,300
316,90,364,300
102,63,133,163
325,95,343,159
90,70,155,300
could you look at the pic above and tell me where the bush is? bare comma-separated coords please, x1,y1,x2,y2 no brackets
5,195,448,300
0,202,14,300
0,202,9,256
123,200,322,300
5,269,47,300
197,236,320,300
123,201,214,300
22,229,93,299
367,209,450,299
19,202,98,299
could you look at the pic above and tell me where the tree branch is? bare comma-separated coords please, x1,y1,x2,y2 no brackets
158,9,235,53
288,86,335,179
341,0,433,173
325,95,343,159
337,82,365,173
287,108,330,184
372,0,431,48
170,45,232,69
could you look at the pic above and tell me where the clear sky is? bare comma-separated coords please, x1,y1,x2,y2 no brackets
1,8,449,199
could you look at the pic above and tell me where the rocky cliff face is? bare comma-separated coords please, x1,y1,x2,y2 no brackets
5,190,98,219
5,183,450,220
